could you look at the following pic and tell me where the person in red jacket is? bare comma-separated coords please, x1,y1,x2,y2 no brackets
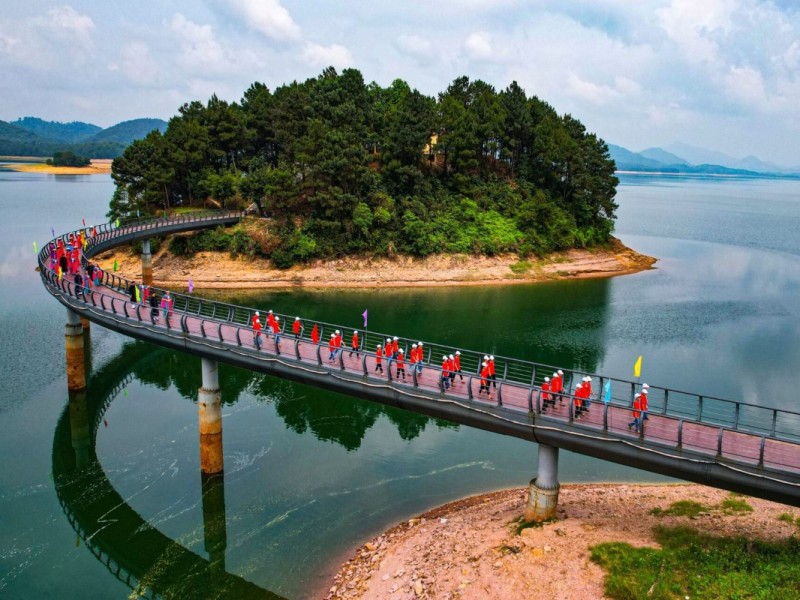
293,317,303,341
334,330,342,361
409,343,418,370
453,351,463,381
448,354,456,387
375,344,383,373
479,361,492,399
272,316,281,348
396,349,406,380
573,383,584,418
267,310,276,337
554,370,564,405
641,385,649,420
628,394,643,433
488,355,497,389
328,334,336,362
385,338,394,369
441,355,450,391
349,330,359,357
541,376,551,411
415,342,424,375
252,314,263,349
311,323,320,346
392,337,399,359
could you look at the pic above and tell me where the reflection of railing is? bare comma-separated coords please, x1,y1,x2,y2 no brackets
39,214,800,503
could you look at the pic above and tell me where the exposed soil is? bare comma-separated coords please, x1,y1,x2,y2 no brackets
4,158,111,175
322,483,798,600
95,237,656,290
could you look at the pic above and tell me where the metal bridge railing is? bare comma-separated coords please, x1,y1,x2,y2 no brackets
38,214,800,470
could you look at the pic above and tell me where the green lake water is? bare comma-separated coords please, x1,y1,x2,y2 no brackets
1,171,799,598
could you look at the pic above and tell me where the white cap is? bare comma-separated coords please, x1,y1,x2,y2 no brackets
456,350,460,355
635,393,640,397
443,355,447,360
295,316,299,320
393,336,398,340
484,355,489,360
377,344,381,348
412,343,417,347
335,330,340,334
449,354,454,359
576,383,582,388
544,377,550,382
269,309,273,313
275,316,279,321
642,383,649,388
255,311,260,316
553,372,558,377
387,338,392,343
584,376,590,381
353,330,358,334
399,349,404,353
490,355,494,360
558,370,563,375
418,342,423,346
642,387,648,393
331,333,335,337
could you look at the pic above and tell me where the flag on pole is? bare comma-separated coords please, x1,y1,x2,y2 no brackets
135,286,140,303
188,278,194,293
633,355,643,378
362,309,368,328
113,259,118,272
51,227,55,237
82,218,86,227
57,266,62,279
115,218,120,228
33,241,38,254
603,380,612,404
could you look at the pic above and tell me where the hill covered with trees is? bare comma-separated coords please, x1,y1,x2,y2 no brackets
109,68,618,266
0,117,167,158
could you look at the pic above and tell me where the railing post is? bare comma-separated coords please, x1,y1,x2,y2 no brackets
770,410,777,437
603,402,609,431
467,375,473,399
527,388,534,413
497,383,503,407
677,419,683,448
758,436,766,467
733,403,740,430
717,427,724,457
698,396,704,420
294,339,301,360
316,343,322,365
663,389,669,414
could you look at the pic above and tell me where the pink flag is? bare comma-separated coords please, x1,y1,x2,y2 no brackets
362,309,368,328
188,278,194,293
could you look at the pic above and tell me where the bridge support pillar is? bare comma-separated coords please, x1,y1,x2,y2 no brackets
524,444,560,522
68,389,91,469
199,358,223,475
142,239,153,286
65,308,86,391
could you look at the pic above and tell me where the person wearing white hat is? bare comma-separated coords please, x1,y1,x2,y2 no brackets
641,385,649,420
385,338,394,369
574,383,585,418
329,333,337,363
555,370,565,405
272,316,282,349
396,348,406,380
583,376,593,411
415,342,424,375
479,361,491,398
541,376,552,411
453,350,463,381
628,393,643,432
488,355,497,390
292,316,303,342
252,312,263,349
448,354,457,387
349,330,359,358
375,344,384,373
441,355,451,391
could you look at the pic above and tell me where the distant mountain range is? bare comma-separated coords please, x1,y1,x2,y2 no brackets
609,142,800,178
0,117,167,159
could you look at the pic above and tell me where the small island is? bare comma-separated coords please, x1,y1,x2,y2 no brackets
107,68,629,273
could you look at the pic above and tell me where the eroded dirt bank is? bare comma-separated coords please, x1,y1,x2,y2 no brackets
95,237,656,289
323,483,797,600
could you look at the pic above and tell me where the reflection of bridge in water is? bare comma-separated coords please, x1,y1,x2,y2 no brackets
52,342,283,599
41,212,800,526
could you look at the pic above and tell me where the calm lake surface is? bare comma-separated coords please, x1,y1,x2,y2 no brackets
1,171,799,598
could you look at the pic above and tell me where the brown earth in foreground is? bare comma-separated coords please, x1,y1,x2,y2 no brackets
95,237,656,290
322,483,798,600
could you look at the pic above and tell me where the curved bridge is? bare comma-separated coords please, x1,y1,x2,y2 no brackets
39,212,800,507
53,343,283,599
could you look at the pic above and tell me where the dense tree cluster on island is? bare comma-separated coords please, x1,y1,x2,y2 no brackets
109,68,618,267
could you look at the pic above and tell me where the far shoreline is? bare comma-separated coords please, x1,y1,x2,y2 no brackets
1,158,111,175
95,237,657,291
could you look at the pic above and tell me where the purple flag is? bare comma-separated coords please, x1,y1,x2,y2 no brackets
362,309,368,328
51,227,55,238
188,278,194,294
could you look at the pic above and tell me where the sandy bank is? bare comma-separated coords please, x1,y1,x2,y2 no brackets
324,483,797,600
95,237,656,290
4,159,111,175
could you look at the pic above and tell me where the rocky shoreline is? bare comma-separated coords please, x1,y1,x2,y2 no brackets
322,483,797,600
96,237,656,290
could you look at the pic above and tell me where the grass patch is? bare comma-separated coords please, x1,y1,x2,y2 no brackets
649,500,710,519
515,517,556,535
720,494,753,514
778,512,795,523
509,260,533,274
591,525,800,600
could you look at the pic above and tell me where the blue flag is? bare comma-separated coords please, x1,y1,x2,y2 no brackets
362,309,368,328
603,380,612,404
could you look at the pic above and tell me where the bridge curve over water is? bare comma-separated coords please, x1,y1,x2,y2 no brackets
39,212,800,509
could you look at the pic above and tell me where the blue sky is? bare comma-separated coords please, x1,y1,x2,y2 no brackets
1,1,799,165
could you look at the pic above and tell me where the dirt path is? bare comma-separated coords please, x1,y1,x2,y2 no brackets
95,238,656,290
323,483,798,600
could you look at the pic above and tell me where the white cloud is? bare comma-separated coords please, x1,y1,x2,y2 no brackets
169,13,229,74
113,41,162,86
396,34,432,58
43,6,95,49
464,32,493,60
0,26,19,54
723,64,767,106
656,0,735,63
228,0,301,41
302,42,352,69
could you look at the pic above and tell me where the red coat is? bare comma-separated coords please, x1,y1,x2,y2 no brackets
488,360,495,376
441,360,450,378
410,348,418,364
480,365,490,384
351,332,359,348
541,381,550,400
632,396,642,418
396,354,405,368
293,320,301,335
335,333,342,348
392,339,399,354
454,355,461,370
253,319,262,334
311,324,319,345
375,347,383,364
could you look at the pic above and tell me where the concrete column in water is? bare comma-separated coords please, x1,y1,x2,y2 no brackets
68,389,91,469
65,308,86,391
199,358,223,474
141,239,153,286
524,444,560,522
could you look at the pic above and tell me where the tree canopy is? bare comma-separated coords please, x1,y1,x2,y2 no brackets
110,68,618,266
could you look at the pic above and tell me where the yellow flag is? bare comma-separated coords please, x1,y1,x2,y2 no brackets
633,355,643,378
135,285,140,303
